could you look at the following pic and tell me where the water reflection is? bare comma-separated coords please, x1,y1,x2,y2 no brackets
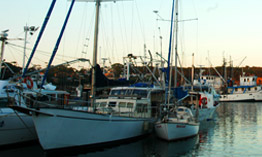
45,134,199,157
200,102,262,156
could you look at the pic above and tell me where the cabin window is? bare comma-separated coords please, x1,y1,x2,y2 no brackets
253,78,255,82
136,104,147,113
110,89,127,95
133,90,148,98
126,90,132,95
119,102,126,108
99,102,107,107
108,102,116,107
255,87,257,90
247,78,249,82
120,90,127,95
244,79,246,82
111,90,120,95
241,88,244,91
127,102,134,108
248,88,251,91
235,88,238,92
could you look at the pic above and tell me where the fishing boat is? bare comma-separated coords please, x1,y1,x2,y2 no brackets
220,75,262,102
10,0,160,151
176,85,220,121
154,0,199,141
188,86,219,121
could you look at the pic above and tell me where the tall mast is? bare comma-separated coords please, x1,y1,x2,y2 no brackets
91,0,101,107
174,0,178,88
76,0,127,107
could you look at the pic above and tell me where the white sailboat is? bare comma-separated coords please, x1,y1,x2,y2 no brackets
155,106,199,140
11,0,156,151
154,0,199,141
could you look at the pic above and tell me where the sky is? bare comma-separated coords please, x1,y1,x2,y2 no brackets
1,0,262,70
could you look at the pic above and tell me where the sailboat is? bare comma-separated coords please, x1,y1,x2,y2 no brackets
10,0,155,151
154,0,199,141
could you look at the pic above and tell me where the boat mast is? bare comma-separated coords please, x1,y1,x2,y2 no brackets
165,0,175,105
174,0,178,88
91,0,101,107
88,0,127,107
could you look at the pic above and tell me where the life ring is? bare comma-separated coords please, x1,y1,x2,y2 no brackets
200,97,207,105
23,76,33,89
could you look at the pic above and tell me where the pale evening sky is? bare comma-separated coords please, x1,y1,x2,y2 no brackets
1,0,262,69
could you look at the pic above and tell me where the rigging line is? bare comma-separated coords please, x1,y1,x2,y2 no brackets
7,43,77,60
77,3,89,59
41,0,75,88
110,4,114,63
134,1,145,43
8,44,74,68
7,44,46,67
99,9,108,65
130,1,134,53
22,0,57,78
82,7,95,61
62,1,70,63
122,1,129,55
117,2,127,57
6,46,18,64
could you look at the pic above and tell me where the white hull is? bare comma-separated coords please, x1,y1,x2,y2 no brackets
154,122,199,141
32,108,153,150
220,91,262,102
0,109,37,146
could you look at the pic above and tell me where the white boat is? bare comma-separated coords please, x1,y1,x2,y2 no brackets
220,75,262,102
10,0,163,151
0,80,37,146
12,84,161,150
154,106,199,141
154,0,199,141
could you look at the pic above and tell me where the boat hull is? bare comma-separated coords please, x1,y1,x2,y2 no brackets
220,92,262,102
32,108,153,150
154,122,199,141
0,109,37,146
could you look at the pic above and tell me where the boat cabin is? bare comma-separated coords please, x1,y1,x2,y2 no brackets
95,86,164,118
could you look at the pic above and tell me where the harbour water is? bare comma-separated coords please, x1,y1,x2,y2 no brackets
1,102,262,157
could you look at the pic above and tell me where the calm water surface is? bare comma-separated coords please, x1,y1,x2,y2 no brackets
1,102,262,157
